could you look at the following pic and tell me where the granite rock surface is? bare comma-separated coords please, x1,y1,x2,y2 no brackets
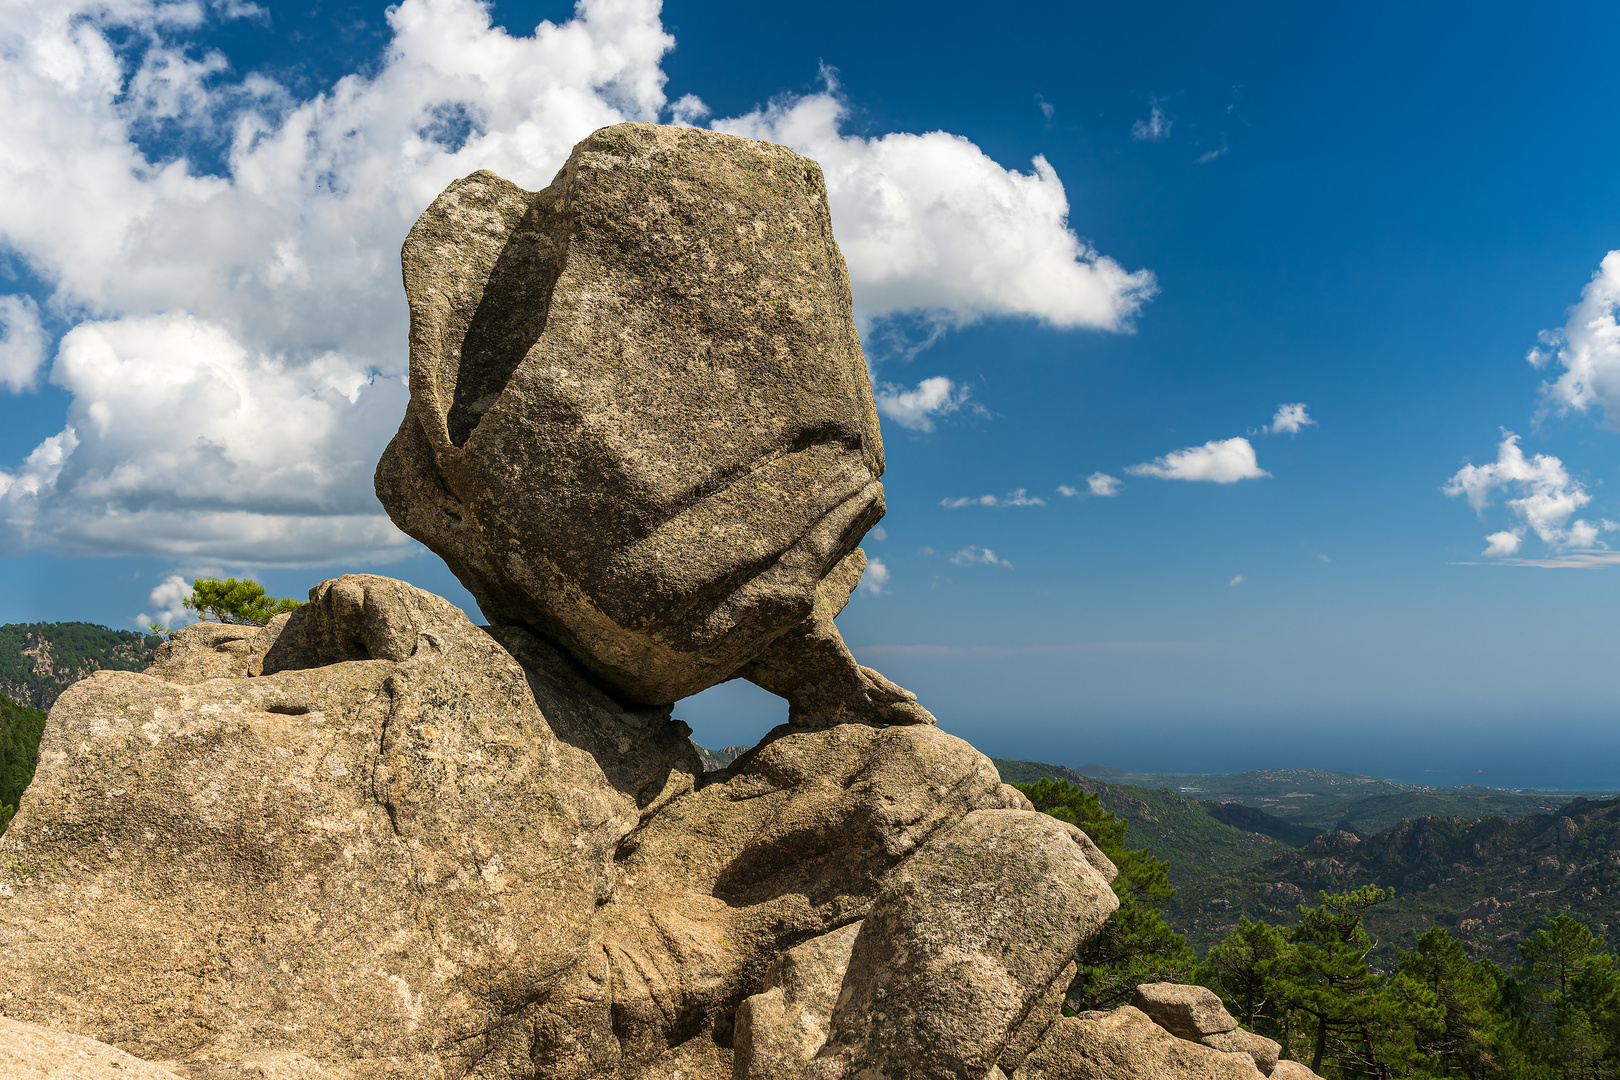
1,576,1112,1080
375,122,929,728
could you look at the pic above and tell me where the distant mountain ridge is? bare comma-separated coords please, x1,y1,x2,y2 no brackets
1174,793,1620,970
0,622,161,710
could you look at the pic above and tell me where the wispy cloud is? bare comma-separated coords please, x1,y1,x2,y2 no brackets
1229,575,1246,586
1126,437,1269,483
948,546,1012,568
1452,550,1620,569
941,488,1045,508
1196,136,1229,164
1131,99,1172,143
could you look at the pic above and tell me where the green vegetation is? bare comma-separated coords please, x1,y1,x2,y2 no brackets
997,759,1298,886
1072,764,1616,835
0,692,46,835
1173,796,1620,970
690,742,749,772
1192,891,1620,1078
183,576,303,625
0,621,160,710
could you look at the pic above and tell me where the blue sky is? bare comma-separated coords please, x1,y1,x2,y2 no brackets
3,0,1620,788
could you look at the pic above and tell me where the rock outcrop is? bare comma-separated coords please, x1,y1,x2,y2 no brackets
375,123,929,728
1132,984,1281,1075
0,575,1119,1079
1012,1008,1272,1080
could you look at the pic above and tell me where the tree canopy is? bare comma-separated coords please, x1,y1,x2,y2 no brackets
182,577,303,626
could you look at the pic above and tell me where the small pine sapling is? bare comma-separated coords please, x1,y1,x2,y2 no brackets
182,577,303,626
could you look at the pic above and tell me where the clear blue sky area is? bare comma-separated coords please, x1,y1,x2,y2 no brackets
3,1,1618,788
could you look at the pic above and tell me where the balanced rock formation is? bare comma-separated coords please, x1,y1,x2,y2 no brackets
1,123,1324,1080
376,122,928,728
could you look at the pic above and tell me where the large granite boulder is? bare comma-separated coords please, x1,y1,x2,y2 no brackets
375,122,929,728
0,576,1112,1080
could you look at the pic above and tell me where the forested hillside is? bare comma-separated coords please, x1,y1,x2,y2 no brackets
0,622,160,710
995,757,1301,884
0,693,46,834
1174,795,1620,968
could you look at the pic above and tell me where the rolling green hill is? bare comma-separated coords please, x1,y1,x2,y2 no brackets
0,621,161,710
993,758,1298,886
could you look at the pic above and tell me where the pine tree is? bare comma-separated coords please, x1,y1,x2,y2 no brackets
1272,884,1400,1075
182,577,303,626
1199,916,1292,1044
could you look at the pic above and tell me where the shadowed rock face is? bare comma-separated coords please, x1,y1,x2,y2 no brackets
376,122,929,727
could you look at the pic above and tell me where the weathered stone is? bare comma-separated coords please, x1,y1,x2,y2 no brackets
375,122,931,727
2,576,1076,1080
1000,962,1078,1076
0,575,695,1079
0,1016,187,1080
1270,1060,1326,1080
733,922,863,1080
530,718,1027,1079
807,810,1119,1079
1132,982,1240,1038
1203,1028,1281,1076
1012,1008,1266,1080
1130,983,1281,1075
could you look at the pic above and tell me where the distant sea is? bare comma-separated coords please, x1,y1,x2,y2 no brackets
679,681,1620,794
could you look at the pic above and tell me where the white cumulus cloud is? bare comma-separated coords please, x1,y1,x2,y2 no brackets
136,573,196,630
1528,250,1620,426
1444,433,1600,553
713,70,1157,338
0,0,678,562
0,295,47,393
1268,402,1314,435
1,4,1150,563
1126,437,1269,484
1058,472,1121,498
874,376,972,432
1087,471,1121,496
